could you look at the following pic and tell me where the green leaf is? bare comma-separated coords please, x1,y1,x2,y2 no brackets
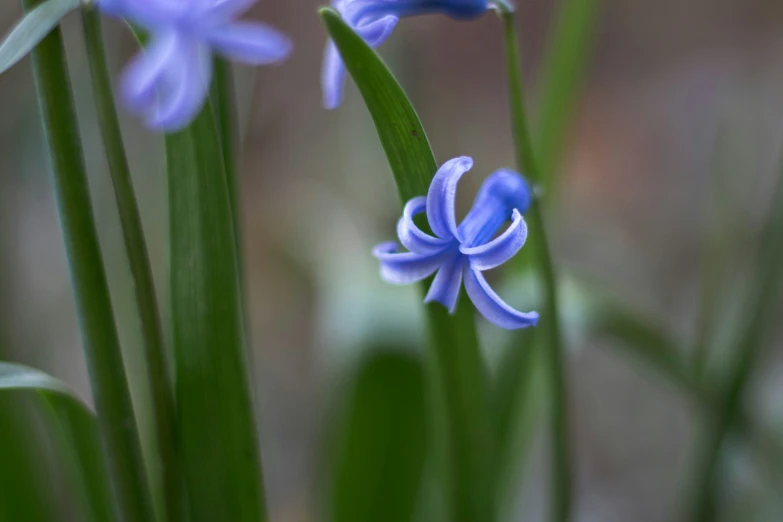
0,362,115,522
329,348,428,522
0,0,80,75
22,1,155,518
320,9,493,522
166,101,266,521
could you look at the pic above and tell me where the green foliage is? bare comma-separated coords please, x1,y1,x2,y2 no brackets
166,102,266,522
320,9,494,522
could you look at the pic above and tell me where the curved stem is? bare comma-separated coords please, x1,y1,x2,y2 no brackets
81,9,183,522
500,10,573,522
22,1,154,519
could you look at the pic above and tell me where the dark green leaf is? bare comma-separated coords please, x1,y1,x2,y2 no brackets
330,348,428,522
166,101,266,521
0,362,115,522
320,9,493,522
0,0,80,75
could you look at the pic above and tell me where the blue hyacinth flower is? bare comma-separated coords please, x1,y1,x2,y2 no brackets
97,0,292,131
322,0,488,109
374,157,539,329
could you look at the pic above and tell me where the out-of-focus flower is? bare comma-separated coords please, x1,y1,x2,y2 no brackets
322,0,488,109
98,0,292,131
374,157,538,329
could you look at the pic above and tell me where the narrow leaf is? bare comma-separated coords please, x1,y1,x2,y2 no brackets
330,348,428,522
166,101,266,521
0,0,80,75
320,9,494,522
0,362,115,522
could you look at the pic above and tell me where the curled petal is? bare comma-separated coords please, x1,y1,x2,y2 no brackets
460,209,527,271
463,268,538,329
354,15,398,46
148,41,213,131
397,197,452,254
120,31,179,119
426,156,473,241
206,22,292,65
424,253,464,313
373,242,446,284
322,41,346,110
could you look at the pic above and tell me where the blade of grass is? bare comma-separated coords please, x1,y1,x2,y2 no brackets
80,9,182,522
21,2,154,519
166,100,266,521
329,348,428,522
686,156,783,522
320,9,494,522
498,8,573,522
0,361,116,522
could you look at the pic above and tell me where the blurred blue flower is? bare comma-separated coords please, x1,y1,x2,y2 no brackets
98,0,292,131
374,157,539,329
322,0,488,109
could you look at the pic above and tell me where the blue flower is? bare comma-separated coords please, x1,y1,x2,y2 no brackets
97,0,292,131
374,157,539,329
322,0,488,109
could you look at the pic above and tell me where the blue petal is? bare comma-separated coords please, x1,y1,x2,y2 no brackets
463,268,538,329
354,15,399,46
201,0,257,20
424,252,464,313
426,156,472,241
147,40,212,131
322,41,346,110
119,31,179,120
373,242,447,284
205,22,292,64
342,0,487,23
397,197,452,254
460,209,527,271
98,0,186,27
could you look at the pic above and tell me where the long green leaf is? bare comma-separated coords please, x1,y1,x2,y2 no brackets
0,362,115,522
330,348,428,522
22,1,155,518
320,9,494,522
80,10,183,522
0,0,79,75
166,102,265,521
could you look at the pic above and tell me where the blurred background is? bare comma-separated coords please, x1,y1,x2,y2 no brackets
2,0,783,521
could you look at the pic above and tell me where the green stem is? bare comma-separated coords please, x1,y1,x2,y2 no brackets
500,10,572,522
22,1,154,520
81,9,182,522
686,164,783,522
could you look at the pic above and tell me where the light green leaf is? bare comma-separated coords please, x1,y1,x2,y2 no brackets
0,0,80,75
166,100,266,521
329,348,428,522
320,9,493,522
0,362,115,522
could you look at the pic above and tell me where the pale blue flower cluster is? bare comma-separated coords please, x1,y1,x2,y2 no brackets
374,157,538,329
97,0,292,131
322,0,488,109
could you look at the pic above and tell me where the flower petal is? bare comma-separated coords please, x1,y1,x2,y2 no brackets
463,268,538,329
322,41,346,110
205,22,292,65
119,31,179,118
354,15,398,46
460,209,527,271
147,41,213,131
373,242,446,284
424,253,464,313
201,0,257,20
426,156,472,241
397,197,452,254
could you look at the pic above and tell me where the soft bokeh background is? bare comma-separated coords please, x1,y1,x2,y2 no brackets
2,1,783,521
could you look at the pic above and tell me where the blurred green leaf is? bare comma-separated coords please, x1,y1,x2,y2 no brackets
0,0,80,75
330,349,428,522
0,362,115,522
320,9,494,522
166,101,266,521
